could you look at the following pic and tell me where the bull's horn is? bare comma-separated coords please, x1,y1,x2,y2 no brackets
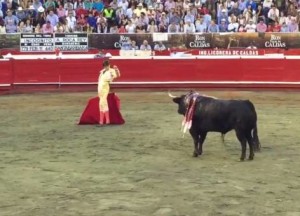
168,91,177,98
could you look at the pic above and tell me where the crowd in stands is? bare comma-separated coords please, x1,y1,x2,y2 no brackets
0,0,299,34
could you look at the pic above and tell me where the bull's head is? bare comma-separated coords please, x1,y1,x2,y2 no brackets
169,91,195,115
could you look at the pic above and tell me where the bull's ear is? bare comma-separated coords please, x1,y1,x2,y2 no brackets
172,97,181,104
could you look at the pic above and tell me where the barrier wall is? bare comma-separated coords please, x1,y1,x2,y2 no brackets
1,56,300,92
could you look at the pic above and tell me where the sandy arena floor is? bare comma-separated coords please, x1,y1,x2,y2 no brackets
0,90,300,216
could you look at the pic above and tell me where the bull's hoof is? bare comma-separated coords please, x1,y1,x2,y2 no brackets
193,152,199,157
240,158,245,161
248,156,254,160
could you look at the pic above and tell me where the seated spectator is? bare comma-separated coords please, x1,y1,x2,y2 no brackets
147,20,158,32
131,40,139,50
195,17,207,32
125,19,136,33
109,23,119,33
288,17,298,32
228,17,239,32
17,21,26,33
154,41,166,51
42,21,54,33
256,19,267,32
207,20,219,32
245,19,256,32
280,22,289,32
184,19,195,33
140,40,152,50
219,19,228,32
121,38,132,50
0,18,6,34
168,21,179,32
23,19,33,33
4,10,18,33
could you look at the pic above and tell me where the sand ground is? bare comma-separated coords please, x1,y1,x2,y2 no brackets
0,90,300,216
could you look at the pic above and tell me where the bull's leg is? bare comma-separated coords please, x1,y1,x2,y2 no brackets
198,132,207,155
235,130,247,161
189,128,200,157
221,133,225,144
246,132,255,160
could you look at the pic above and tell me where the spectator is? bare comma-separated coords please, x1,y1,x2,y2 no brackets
140,40,151,50
46,10,59,27
154,41,166,51
42,21,54,33
207,20,219,32
256,19,267,32
245,19,256,32
219,18,228,32
0,18,6,33
4,10,18,33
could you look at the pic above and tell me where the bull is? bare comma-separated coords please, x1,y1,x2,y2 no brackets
169,91,261,161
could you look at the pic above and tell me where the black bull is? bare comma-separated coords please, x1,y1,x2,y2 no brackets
170,92,261,161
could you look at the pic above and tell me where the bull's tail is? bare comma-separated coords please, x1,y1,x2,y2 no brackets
252,124,261,151
245,100,261,151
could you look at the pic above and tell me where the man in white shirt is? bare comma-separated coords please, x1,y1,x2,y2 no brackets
245,19,256,32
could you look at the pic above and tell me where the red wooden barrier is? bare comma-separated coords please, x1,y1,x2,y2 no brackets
1,57,300,92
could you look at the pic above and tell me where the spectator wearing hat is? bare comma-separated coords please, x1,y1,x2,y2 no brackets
154,0,163,11
134,3,146,17
4,10,18,33
219,18,227,32
158,11,169,32
16,7,26,21
218,9,228,25
184,19,195,33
